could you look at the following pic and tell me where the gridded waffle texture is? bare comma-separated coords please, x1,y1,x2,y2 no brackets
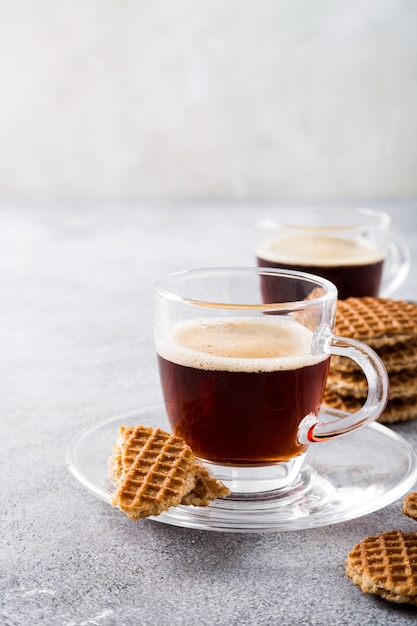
331,339,417,374
334,298,417,346
346,530,417,605
327,368,417,400
322,388,416,424
323,297,417,424
110,426,196,519
109,425,230,519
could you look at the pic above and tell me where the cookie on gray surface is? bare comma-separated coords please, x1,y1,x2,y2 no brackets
346,530,417,605
403,492,417,522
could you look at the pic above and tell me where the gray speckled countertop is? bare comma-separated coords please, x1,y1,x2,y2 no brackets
2,199,417,626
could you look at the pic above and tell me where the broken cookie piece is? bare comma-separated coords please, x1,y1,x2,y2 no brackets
403,492,417,522
109,425,229,520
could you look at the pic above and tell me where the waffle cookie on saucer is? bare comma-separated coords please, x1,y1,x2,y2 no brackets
109,425,230,520
323,297,417,424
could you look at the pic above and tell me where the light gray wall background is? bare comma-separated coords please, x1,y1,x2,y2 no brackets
0,0,416,200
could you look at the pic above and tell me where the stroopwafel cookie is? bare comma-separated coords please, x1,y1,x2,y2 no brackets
322,387,417,424
334,298,417,348
346,530,417,605
330,339,417,374
109,425,229,520
326,367,417,400
181,465,230,506
403,492,417,522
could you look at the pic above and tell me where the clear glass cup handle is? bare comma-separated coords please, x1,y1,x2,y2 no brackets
381,233,410,297
298,336,389,444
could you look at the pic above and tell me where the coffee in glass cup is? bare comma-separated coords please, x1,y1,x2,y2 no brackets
154,267,388,494
255,208,409,299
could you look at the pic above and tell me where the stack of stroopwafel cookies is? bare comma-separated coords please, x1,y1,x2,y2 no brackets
109,425,230,520
323,297,417,424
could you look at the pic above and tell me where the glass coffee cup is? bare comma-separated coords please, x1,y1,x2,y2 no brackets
154,267,388,495
255,208,410,299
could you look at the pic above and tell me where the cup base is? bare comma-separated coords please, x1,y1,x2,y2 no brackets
198,454,307,494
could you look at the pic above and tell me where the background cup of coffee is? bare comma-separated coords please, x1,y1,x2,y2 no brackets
255,208,410,299
154,267,388,495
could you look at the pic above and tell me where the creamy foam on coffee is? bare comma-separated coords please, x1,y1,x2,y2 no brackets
156,317,327,372
258,235,385,267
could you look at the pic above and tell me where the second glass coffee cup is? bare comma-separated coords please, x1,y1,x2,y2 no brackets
154,267,388,495
255,208,410,299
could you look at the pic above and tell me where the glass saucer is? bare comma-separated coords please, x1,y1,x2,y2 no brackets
66,403,417,533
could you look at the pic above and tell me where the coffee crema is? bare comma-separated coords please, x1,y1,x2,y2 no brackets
257,234,385,267
257,234,385,299
157,317,330,464
157,317,322,370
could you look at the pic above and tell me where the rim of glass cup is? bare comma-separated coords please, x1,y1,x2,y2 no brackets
155,266,338,311
256,207,391,231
